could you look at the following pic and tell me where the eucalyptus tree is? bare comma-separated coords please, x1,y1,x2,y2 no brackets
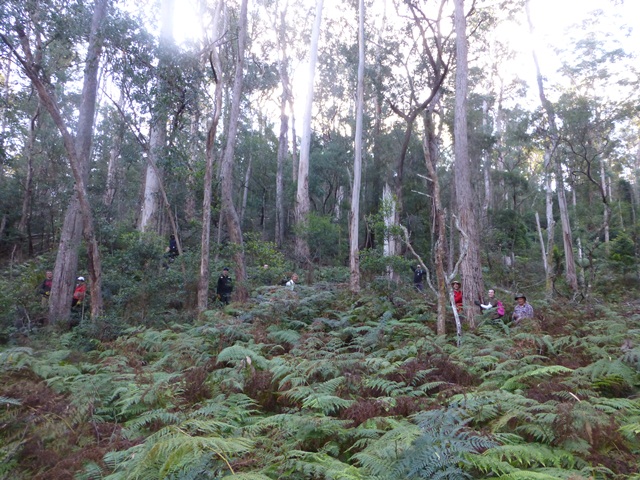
526,0,578,294
197,0,224,312
453,0,483,327
219,0,250,302
349,0,365,292
138,0,174,234
295,0,323,270
1,0,109,321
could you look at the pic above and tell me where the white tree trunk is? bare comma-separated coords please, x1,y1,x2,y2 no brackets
349,0,365,293
383,182,396,279
138,0,174,233
295,0,324,265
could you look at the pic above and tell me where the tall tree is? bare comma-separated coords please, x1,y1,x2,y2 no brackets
197,0,224,312
219,0,249,302
294,0,324,269
453,0,483,327
138,0,174,233
349,0,365,293
3,0,109,321
526,0,578,293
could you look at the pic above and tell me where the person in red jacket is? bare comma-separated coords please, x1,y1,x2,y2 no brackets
451,280,463,313
72,277,86,307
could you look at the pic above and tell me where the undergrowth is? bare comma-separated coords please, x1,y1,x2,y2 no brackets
1,281,640,479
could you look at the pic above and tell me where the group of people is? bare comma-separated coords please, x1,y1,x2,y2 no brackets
215,266,300,305
410,264,534,325
38,271,87,308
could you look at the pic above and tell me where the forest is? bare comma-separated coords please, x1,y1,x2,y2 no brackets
1,0,640,478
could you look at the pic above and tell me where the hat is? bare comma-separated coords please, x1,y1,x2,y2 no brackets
514,293,526,300
223,267,229,271
451,280,461,286
77,276,85,281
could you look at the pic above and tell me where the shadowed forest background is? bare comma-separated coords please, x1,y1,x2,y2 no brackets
1,0,640,478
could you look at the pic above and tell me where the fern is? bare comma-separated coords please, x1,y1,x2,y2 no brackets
501,365,573,392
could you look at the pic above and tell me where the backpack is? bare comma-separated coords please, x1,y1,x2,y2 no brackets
496,301,505,316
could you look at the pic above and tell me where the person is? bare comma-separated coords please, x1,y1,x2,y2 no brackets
168,234,179,258
511,293,534,325
410,264,426,292
475,289,505,320
38,271,53,306
72,276,87,307
285,273,299,291
451,280,463,312
216,267,233,304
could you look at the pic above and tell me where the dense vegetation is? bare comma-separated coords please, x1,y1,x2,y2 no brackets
2,251,640,479
2,0,640,478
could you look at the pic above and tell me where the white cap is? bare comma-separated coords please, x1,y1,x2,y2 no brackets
77,276,85,281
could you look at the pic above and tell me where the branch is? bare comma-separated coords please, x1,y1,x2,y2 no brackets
398,224,436,295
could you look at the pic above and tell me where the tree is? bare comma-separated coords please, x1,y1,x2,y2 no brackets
197,0,224,312
219,0,250,303
2,0,109,321
349,0,365,293
138,0,174,234
295,0,324,270
527,0,578,294
453,0,483,328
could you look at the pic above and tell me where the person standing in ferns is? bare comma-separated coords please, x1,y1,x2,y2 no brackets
511,293,534,325
72,276,86,307
451,280,463,313
410,264,426,292
38,270,53,306
475,289,505,320
216,267,233,305
285,273,299,291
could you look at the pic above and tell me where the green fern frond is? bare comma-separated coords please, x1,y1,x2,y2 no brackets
301,394,354,414
220,473,273,480
501,365,573,392
485,443,581,469
217,344,269,369
285,450,365,480
267,328,301,345
0,346,35,371
0,396,21,406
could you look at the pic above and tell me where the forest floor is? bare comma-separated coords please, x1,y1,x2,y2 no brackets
1,280,640,479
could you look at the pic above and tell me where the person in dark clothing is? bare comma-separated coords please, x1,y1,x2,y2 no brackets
38,271,53,306
216,267,233,304
410,264,426,291
168,235,179,258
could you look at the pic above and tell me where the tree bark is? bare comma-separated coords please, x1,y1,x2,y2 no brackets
103,88,125,210
219,0,249,302
138,0,174,233
349,0,365,293
295,0,324,267
5,0,109,321
197,0,224,313
275,8,292,249
422,111,447,335
453,0,483,328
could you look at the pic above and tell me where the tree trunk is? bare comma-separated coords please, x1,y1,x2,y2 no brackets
16,103,40,260
9,0,109,322
526,0,578,293
103,89,125,210
349,0,365,293
422,111,447,335
240,153,252,224
275,8,291,249
543,152,555,298
138,0,174,233
454,0,483,328
295,0,324,267
197,0,224,312
219,0,249,302
382,183,397,279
